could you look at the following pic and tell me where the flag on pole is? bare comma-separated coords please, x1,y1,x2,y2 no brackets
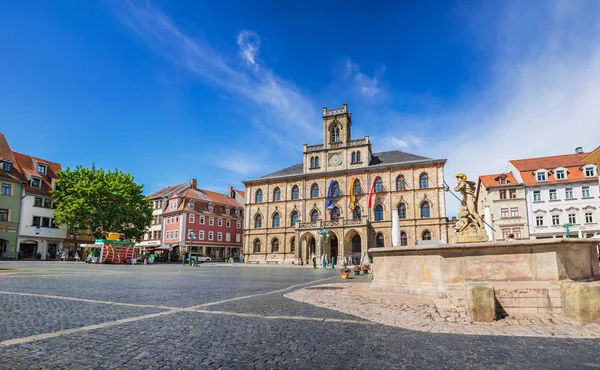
349,178,357,210
367,176,380,209
325,179,335,210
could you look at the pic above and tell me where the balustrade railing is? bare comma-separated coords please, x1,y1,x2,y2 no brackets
296,218,367,229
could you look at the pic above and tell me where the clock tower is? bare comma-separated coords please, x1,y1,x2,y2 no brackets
303,104,372,174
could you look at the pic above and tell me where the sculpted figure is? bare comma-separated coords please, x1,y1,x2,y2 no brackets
454,174,484,230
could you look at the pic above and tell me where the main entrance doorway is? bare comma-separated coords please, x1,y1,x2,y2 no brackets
330,235,338,260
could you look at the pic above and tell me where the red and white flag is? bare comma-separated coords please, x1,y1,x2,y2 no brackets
367,176,380,209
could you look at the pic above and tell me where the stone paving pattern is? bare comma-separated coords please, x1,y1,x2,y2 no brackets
286,283,600,338
0,294,165,341
0,262,599,369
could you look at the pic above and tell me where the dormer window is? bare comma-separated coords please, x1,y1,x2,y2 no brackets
1,161,12,172
189,201,195,210
536,170,548,182
499,178,507,185
235,209,240,217
225,207,230,215
555,169,567,180
584,165,597,178
170,201,177,210
37,164,47,175
208,204,214,212
31,177,42,189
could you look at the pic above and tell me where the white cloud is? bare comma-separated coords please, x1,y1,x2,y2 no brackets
424,2,600,214
237,30,260,71
216,155,265,176
373,134,424,151
345,60,382,99
115,2,320,153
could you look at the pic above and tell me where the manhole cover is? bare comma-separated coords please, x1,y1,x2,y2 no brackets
306,286,344,291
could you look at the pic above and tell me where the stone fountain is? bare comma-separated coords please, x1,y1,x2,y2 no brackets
369,173,600,323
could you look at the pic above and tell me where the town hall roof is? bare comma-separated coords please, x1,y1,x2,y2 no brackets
249,150,441,183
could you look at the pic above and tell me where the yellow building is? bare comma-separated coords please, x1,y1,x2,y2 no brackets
583,146,600,186
242,104,448,264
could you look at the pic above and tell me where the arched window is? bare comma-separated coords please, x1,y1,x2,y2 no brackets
400,232,408,246
397,203,406,219
253,239,261,253
396,175,406,191
375,205,384,221
422,230,432,240
419,173,429,189
291,185,299,200
351,152,356,163
254,214,262,228
290,237,295,252
331,207,340,221
311,209,319,222
272,238,279,252
255,189,263,203
311,183,319,198
356,151,361,163
273,187,281,201
353,206,362,220
421,202,430,218
331,125,340,142
272,213,280,227
315,156,320,168
332,181,341,196
353,179,361,195
310,157,315,168
290,211,298,227
375,177,383,193
376,233,385,248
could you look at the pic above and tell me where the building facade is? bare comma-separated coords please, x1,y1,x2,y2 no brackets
583,146,600,186
508,151,599,239
14,152,67,259
0,134,24,259
162,180,244,261
138,182,188,252
476,173,529,241
243,104,448,264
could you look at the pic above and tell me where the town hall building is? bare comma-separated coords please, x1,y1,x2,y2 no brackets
242,104,448,264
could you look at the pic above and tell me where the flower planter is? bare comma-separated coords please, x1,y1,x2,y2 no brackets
341,273,350,279
354,271,360,276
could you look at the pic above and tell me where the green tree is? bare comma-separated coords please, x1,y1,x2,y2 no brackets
52,165,152,241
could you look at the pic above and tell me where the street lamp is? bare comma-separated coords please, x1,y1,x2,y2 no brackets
187,229,196,266
318,226,329,268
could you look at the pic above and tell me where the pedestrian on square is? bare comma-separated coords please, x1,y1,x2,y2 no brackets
74,252,80,262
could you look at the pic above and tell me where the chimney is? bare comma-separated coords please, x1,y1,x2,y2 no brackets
228,186,233,198
191,179,197,189
575,147,583,154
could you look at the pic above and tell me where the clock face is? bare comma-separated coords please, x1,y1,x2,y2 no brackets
329,153,342,166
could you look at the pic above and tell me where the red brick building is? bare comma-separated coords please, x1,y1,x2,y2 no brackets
162,180,244,261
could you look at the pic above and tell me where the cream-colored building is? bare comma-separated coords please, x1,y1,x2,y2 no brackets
583,146,600,186
476,173,529,241
242,104,448,264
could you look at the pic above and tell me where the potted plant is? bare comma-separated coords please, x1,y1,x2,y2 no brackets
362,264,371,274
353,265,361,275
340,266,350,279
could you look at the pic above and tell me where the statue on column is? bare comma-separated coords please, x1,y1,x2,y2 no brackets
453,173,489,243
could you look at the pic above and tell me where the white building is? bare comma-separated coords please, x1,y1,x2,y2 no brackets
14,152,67,259
509,150,599,239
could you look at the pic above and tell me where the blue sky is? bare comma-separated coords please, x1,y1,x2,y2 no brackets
1,1,600,214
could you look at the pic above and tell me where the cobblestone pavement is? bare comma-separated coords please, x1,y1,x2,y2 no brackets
0,261,599,369
286,283,600,338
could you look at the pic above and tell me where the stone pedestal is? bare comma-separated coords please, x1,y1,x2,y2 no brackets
561,281,600,324
466,284,495,322
453,229,488,244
